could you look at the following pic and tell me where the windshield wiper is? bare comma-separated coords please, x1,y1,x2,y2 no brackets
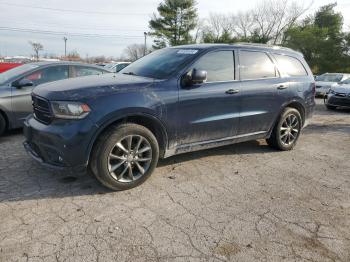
123,72,137,76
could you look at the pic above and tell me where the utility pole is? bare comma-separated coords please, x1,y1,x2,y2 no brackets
63,37,67,57
143,32,147,56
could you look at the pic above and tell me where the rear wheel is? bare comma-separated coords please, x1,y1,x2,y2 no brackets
90,123,159,191
0,114,6,136
266,107,302,151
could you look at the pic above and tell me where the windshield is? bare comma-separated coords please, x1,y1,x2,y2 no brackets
119,48,200,79
340,78,350,84
316,73,343,82
0,64,38,85
104,64,115,69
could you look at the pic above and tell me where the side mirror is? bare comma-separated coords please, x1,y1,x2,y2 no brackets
191,69,207,84
13,79,34,89
182,69,207,87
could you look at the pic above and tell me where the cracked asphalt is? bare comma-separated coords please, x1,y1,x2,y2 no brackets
0,99,349,262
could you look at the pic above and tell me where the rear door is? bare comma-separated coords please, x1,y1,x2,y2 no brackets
11,65,69,124
237,50,283,135
177,49,241,145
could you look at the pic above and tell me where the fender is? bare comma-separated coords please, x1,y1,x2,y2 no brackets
267,97,306,137
85,109,169,165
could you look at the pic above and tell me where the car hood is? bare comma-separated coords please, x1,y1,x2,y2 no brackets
33,73,156,100
332,84,350,94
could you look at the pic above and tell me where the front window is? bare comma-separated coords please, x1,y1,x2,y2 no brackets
119,48,200,79
340,78,350,84
316,73,343,82
190,51,235,82
19,66,69,86
0,64,38,85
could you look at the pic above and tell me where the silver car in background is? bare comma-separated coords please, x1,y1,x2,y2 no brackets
315,73,350,97
0,62,110,135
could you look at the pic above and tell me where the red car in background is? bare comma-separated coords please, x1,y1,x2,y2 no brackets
0,63,23,73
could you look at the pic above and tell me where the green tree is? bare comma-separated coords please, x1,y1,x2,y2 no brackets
285,3,350,74
149,0,198,48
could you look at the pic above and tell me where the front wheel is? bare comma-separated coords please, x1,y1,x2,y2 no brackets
266,107,302,151
90,123,159,191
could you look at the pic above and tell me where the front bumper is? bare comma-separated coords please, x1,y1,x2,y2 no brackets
23,115,97,171
326,94,350,108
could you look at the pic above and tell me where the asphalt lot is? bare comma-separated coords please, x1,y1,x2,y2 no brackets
0,99,349,262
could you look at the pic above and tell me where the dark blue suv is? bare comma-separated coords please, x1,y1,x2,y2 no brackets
23,44,315,190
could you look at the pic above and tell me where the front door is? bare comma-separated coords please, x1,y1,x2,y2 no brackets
177,50,240,145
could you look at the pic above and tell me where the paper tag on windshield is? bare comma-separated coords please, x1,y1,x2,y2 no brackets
177,49,198,55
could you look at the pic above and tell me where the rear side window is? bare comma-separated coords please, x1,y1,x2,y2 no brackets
274,54,308,77
191,51,235,82
239,51,276,80
73,66,105,78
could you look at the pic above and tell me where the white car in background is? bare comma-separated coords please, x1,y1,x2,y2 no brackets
315,73,350,97
104,62,131,73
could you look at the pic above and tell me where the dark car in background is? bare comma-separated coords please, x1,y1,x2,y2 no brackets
325,78,350,109
23,43,315,190
0,62,110,135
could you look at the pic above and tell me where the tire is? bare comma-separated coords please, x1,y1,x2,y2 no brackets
90,123,159,191
326,105,336,110
0,113,6,136
266,107,302,151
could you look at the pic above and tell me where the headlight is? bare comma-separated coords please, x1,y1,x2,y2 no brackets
51,101,91,119
328,88,336,95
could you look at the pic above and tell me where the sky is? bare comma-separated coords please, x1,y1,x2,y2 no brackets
0,0,349,58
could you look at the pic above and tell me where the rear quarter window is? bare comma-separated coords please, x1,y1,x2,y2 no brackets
274,54,308,77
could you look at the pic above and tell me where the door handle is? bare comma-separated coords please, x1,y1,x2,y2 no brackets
277,85,287,90
225,89,240,94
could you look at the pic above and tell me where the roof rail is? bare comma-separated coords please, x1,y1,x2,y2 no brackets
233,42,296,52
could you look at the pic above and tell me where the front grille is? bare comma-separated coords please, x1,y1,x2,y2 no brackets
32,95,52,124
316,85,322,89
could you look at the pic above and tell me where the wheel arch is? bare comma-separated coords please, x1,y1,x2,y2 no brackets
268,99,306,137
87,113,168,165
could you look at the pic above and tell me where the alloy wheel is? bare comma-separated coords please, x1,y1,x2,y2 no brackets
108,135,152,183
280,113,300,146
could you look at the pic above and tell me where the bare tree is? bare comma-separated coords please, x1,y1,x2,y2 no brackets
197,0,312,45
232,12,255,40
198,13,235,42
250,0,311,44
29,41,43,61
125,44,148,61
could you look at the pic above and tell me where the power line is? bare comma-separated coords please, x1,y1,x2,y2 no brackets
0,20,146,32
0,2,149,16
0,27,144,39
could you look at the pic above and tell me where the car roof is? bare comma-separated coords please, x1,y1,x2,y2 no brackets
171,43,302,56
321,73,350,75
29,61,109,70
